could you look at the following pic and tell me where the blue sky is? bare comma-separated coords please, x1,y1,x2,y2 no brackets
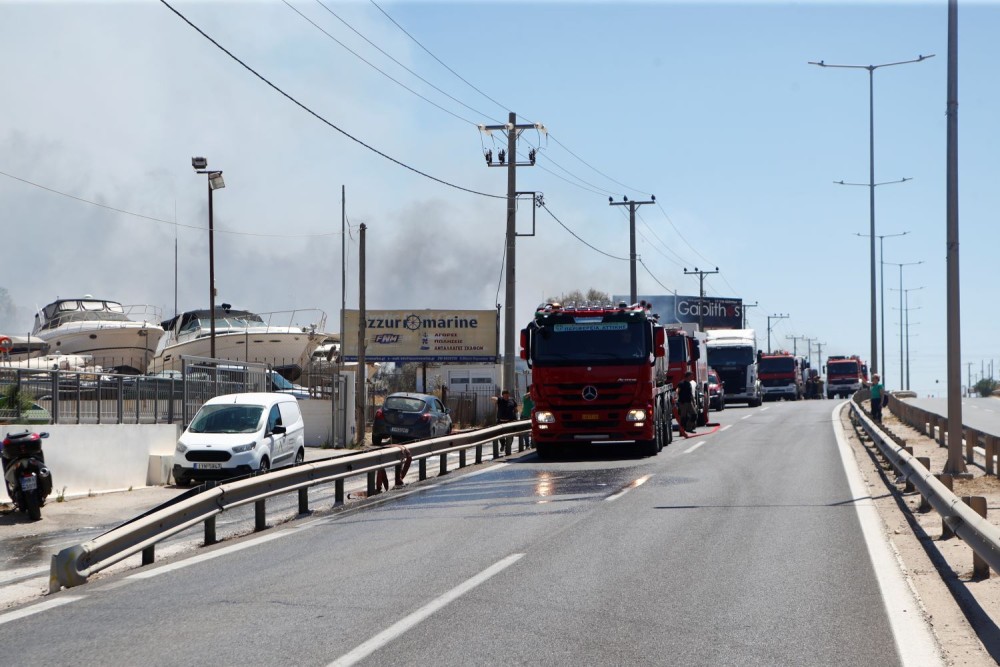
1,1,997,397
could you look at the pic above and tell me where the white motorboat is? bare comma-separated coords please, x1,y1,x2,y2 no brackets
0,334,50,362
148,306,327,374
31,297,164,374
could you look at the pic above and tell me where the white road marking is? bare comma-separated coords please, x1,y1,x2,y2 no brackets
720,424,732,432
740,414,752,420
760,406,770,411
832,403,944,667
328,554,525,667
605,475,652,502
127,531,290,580
0,596,83,627
683,442,705,454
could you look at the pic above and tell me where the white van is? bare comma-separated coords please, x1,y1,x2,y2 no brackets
172,393,305,486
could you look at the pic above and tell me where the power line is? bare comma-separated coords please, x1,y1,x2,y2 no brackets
159,0,504,200
285,0,487,127
366,0,651,199
0,168,338,238
368,0,509,114
539,201,628,261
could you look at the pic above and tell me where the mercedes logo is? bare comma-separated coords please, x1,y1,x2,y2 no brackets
582,385,598,401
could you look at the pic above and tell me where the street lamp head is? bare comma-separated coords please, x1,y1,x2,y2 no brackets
192,156,207,170
209,172,225,190
650,194,656,202
608,196,613,203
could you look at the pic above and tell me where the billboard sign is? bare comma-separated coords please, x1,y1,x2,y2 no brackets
613,294,744,329
341,309,498,362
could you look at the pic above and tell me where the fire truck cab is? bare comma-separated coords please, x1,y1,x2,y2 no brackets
665,325,710,428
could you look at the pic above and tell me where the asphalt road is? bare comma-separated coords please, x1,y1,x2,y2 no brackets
0,401,937,666
906,396,1000,437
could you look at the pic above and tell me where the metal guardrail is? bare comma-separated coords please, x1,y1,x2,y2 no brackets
49,421,530,591
849,397,1000,576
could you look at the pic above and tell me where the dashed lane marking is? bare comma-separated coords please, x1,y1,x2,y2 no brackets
0,596,84,627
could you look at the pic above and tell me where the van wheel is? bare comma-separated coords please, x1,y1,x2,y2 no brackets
373,435,385,446
258,457,270,474
294,448,304,465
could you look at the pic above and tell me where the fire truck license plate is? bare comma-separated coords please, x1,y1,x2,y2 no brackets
581,413,600,421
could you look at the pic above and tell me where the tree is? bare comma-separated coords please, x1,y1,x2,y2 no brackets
974,377,999,398
0,287,20,333
544,289,612,306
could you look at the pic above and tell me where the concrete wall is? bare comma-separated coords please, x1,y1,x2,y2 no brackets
5,424,180,498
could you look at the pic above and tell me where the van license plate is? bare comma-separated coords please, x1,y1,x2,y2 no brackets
581,413,600,421
391,427,408,434
20,476,37,491
194,463,223,470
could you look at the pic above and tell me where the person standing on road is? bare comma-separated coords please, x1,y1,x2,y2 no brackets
870,373,884,422
519,385,535,450
496,389,518,453
677,371,697,433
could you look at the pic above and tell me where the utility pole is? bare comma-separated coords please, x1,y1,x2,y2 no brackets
355,223,366,446
815,342,826,375
480,113,543,394
855,230,909,382
803,337,816,370
610,196,656,304
742,301,758,329
966,362,974,397
683,267,719,330
766,314,789,353
786,335,807,357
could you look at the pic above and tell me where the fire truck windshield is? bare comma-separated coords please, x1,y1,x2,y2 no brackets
759,357,795,373
667,336,687,363
531,320,650,365
828,361,859,377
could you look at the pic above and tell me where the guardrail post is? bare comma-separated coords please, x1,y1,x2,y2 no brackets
902,447,915,492
987,436,998,477
141,545,154,566
418,458,427,481
936,474,955,539
493,439,501,459
965,428,977,465
916,457,931,511
204,481,218,544
963,496,990,578
255,499,266,531
459,449,467,468
298,487,309,514
475,443,482,464
937,416,947,447
439,452,448,476
367,470,377,496
335,478,344,505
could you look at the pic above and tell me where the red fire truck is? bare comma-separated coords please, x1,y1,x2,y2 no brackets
758,350,805,401
665,326,710,430
520,302,673,459
824,355,869,399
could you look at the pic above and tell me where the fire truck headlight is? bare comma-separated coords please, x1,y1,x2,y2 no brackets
626,409,647,423
535,411,556,424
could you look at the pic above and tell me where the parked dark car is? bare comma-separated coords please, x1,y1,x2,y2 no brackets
708,368,725,411
372,392,453,445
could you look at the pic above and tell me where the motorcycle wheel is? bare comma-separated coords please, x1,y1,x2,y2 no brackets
24,488,42,521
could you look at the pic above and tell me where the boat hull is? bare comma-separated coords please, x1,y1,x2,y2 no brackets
34,326,163,374
148,330,322,373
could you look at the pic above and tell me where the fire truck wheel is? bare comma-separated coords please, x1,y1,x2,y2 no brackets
641,436,658,457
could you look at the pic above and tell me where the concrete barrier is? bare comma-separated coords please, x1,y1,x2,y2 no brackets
5,424,180,498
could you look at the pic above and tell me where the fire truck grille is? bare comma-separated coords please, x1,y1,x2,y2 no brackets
548,382,636,406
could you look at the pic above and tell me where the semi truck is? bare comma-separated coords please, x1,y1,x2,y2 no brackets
705,329,762,407
758,350,805,401
824,355,868,399
666,325,710,429
520,302,673,459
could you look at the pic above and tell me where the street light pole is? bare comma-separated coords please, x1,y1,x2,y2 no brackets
854,230,909,385
810,53,934,377
885,260,922,389
192,157,225,360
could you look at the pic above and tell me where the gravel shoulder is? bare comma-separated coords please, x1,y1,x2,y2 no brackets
842,398,1000,666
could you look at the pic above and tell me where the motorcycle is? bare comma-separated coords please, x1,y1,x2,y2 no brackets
2,430,53,521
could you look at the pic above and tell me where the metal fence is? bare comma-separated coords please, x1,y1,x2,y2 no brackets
2,359,279,427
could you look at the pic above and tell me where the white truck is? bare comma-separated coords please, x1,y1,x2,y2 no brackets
705,329,762,407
